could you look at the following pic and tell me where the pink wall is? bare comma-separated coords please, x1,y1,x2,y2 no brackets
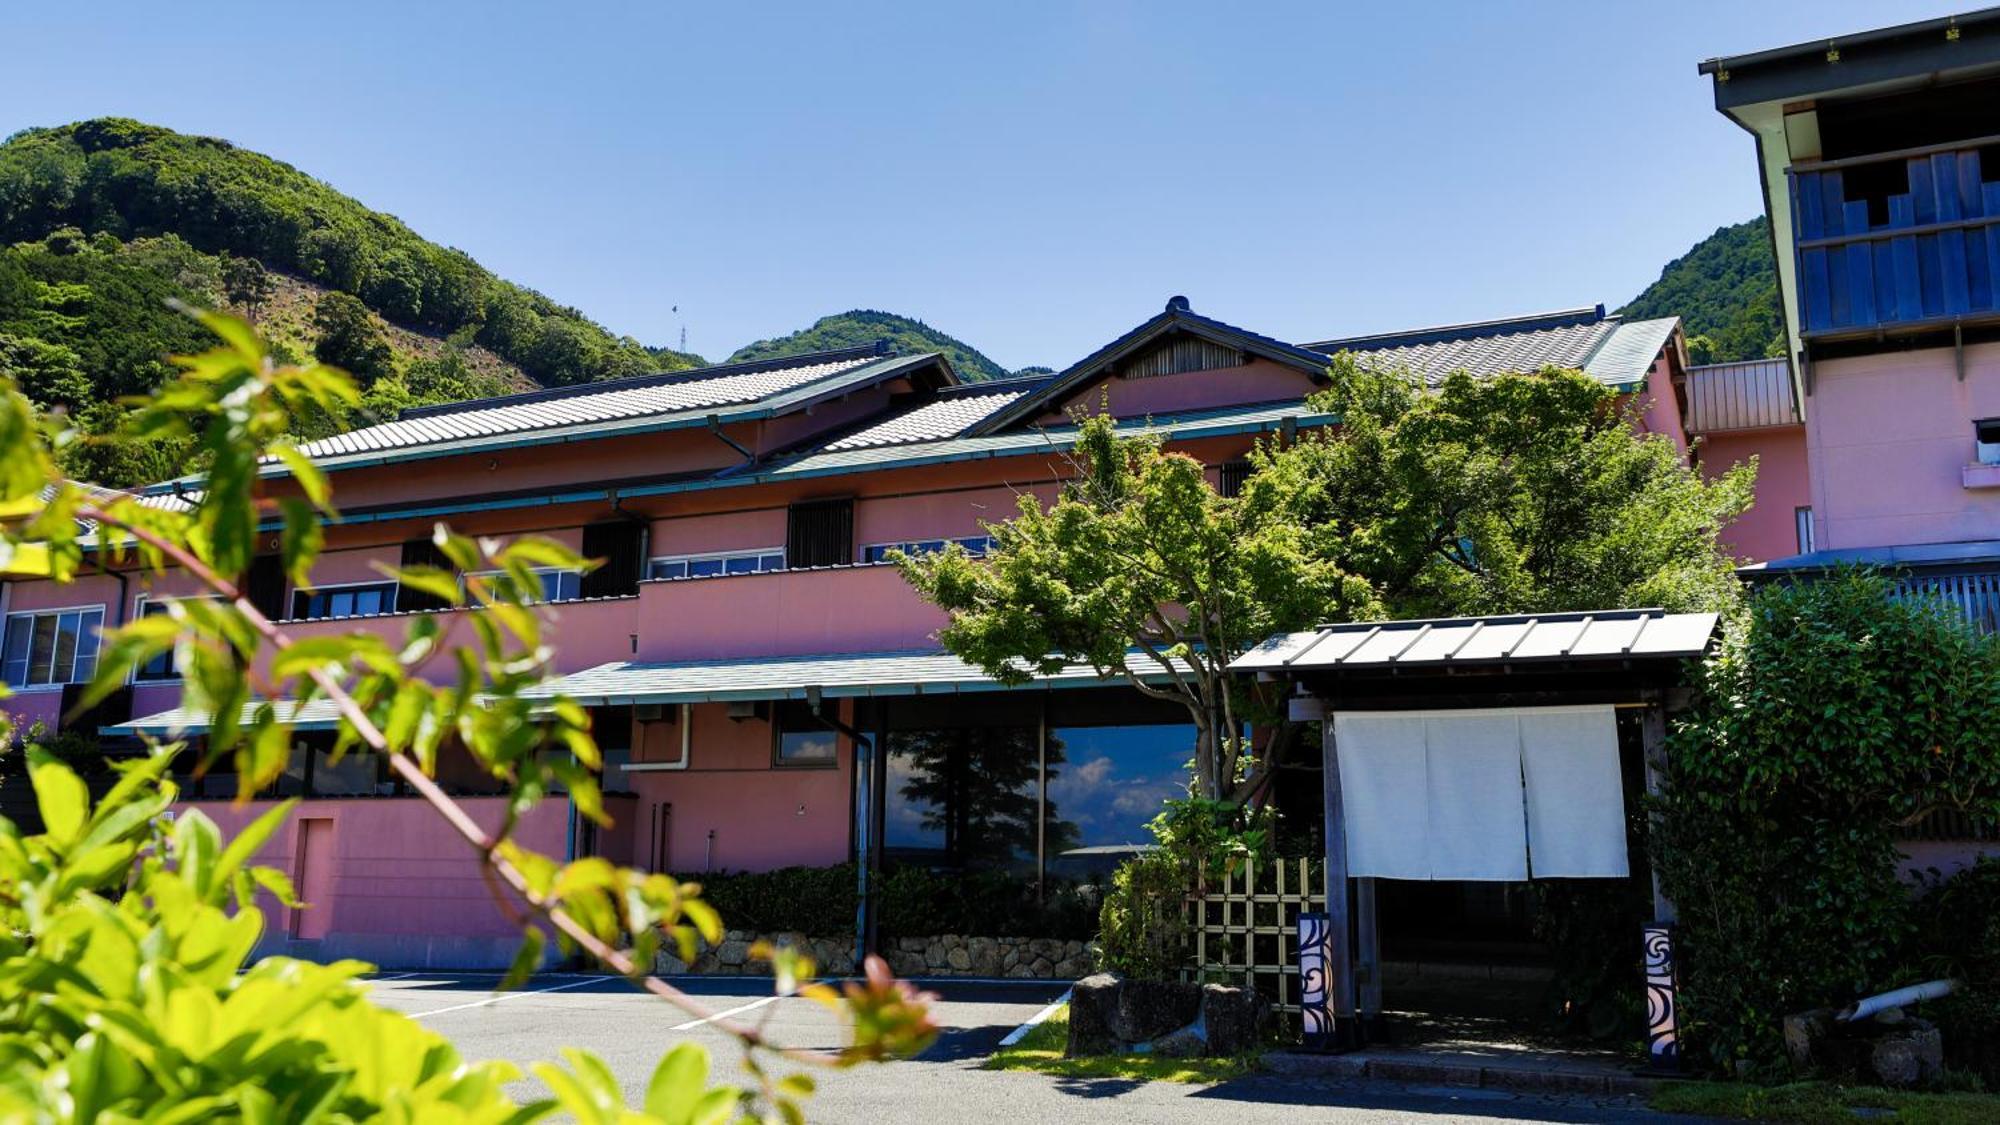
1039,359,1320,423
1701,426,1811,563
623,701,854,873
650,508,788,558
853,484,1058,549
1623,354,1690,459
184,795,567,966
1808,342,2000,550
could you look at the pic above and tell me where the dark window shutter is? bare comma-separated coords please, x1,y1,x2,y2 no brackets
244,555,287,621
396,537,454,613
786,499,854,569
1217,460,1253,498
579,520,646,599
63,682,132,739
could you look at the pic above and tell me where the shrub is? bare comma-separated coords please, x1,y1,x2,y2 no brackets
1912,859,2000,1084
684,863,1097,942
1655,570,2000,1075
1096,798,1271,978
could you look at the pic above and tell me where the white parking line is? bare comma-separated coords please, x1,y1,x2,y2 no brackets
413,975,610,1017
997,988,1072,1047
671,992,789,1031
372,971,423,982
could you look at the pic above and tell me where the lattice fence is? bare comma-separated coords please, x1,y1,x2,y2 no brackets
1180,857,1324,1031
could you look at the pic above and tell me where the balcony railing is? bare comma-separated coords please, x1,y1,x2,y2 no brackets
1790,138,2000,338
1684,359,1798,433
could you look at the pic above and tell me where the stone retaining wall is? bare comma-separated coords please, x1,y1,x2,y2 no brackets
654,930,1094,979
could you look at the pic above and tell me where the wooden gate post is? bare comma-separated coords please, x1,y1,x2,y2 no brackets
1320,708,1360,1048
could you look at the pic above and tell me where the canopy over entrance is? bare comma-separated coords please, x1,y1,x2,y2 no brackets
1232,608,1721,1059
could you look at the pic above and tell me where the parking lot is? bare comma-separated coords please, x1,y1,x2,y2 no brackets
370,972,1694,1124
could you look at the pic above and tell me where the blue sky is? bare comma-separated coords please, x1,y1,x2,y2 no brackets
0,2,1961,372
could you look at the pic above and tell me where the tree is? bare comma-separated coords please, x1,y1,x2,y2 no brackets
899,407,1378,803
1655,570,2000,1072
1254,356,1752,619
0,311,937,1121
219,251,273,315
312,290,394,386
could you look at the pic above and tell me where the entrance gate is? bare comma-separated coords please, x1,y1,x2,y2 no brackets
1231,608,1722,1065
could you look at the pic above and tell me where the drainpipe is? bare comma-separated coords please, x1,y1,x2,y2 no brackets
806,685,878,968
705,415,755,465
1838,979,1957,1023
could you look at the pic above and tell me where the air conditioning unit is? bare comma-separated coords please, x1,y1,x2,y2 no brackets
634,703,671,723
726,701,768,722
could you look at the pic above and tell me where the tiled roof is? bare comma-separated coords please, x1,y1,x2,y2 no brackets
820,380,1041,452
1311,306,1679,390
291,347,900,462
1232,609,1720,673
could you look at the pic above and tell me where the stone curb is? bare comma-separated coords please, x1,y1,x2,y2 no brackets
1260,1051,1661,1097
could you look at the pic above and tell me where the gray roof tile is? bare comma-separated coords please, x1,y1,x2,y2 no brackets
1312,307,1680,390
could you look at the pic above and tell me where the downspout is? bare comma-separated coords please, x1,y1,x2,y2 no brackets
705,415,756,464
806,685,877,968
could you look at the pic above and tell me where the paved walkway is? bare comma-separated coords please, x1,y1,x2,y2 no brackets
368,973,1700,1124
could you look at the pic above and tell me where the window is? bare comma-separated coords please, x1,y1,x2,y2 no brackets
462,568,582,604
2,606,104,688
1795,506,1817,555
772,701,840,767
291,582,398,621
1217,461,1253,498
787,498,854,569
861,537,993,564
648,549,785,581
1977,419,2000,466
1043,724,1198,880
133,596,218,682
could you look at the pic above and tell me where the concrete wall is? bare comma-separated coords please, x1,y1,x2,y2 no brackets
1701,426,1812,563
1808,342,2000,550
189,795,568,970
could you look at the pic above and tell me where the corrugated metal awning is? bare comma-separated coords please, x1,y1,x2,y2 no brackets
526,649,1180,706
1231,609,1719,674
104,697,348,738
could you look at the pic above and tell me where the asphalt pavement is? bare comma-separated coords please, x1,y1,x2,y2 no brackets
368,972,1701,1124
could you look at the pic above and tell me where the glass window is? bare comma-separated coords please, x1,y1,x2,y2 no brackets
461,569,581,605
134,597,219,682
293,583,398,621
884,726,1040,875
772,701,840,767
1,607,105,687
862,537,993,564
649,550,785,581
1042,724,1195,882
311,745,389,796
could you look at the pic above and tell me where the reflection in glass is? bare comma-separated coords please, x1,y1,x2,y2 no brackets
885,727,1040,873
311,746,386,796
1044,724,1195,881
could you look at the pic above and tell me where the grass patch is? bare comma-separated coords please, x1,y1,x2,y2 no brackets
983,1005,1258,1084
1650,1080,2000,1124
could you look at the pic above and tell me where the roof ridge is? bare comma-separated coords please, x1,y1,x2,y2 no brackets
933,373,1051,397
1310,304,1610,353
399,343,889,421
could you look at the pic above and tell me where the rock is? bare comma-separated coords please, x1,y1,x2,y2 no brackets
1869,1023,1943,1089
1067,973,1124,1056
1199,984,1267,1056
947,946,972,972
1147,1022,1207,1058
1029,957,1054,978
969,938,1003,977
925,941,946,966
715,940,750,967
1006,963,1035,979
1874,1006,1907,1027
1111,978,1203,1043
1784,1008,1834,1070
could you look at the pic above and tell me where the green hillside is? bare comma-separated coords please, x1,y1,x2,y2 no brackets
0,118,703,385
1621,217,1785,364
729,310,1013,381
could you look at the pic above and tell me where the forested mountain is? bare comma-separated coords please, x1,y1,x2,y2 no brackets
0,117,710,485
729,310,1013,381
1620,217,1785,364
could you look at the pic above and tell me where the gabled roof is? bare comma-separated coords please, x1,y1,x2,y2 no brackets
819,376,1045,453
1310,305,1680,391
210,346,956,482
967,297,1333,436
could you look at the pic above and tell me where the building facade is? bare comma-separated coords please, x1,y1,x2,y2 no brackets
2,295,1786,967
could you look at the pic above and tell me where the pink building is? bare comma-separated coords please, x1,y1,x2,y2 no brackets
1702,9,2000,865
4,297,1738,968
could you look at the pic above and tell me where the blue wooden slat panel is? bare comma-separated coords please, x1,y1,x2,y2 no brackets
1966,152,1993,310
1796,173,1831,332
1911,159,1945,315
1936,154,1972,314
1844,200,1877,325
1892,195,1922,320
1874,237,1898,320
1823,172,1851,326
1986,184,2000,308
